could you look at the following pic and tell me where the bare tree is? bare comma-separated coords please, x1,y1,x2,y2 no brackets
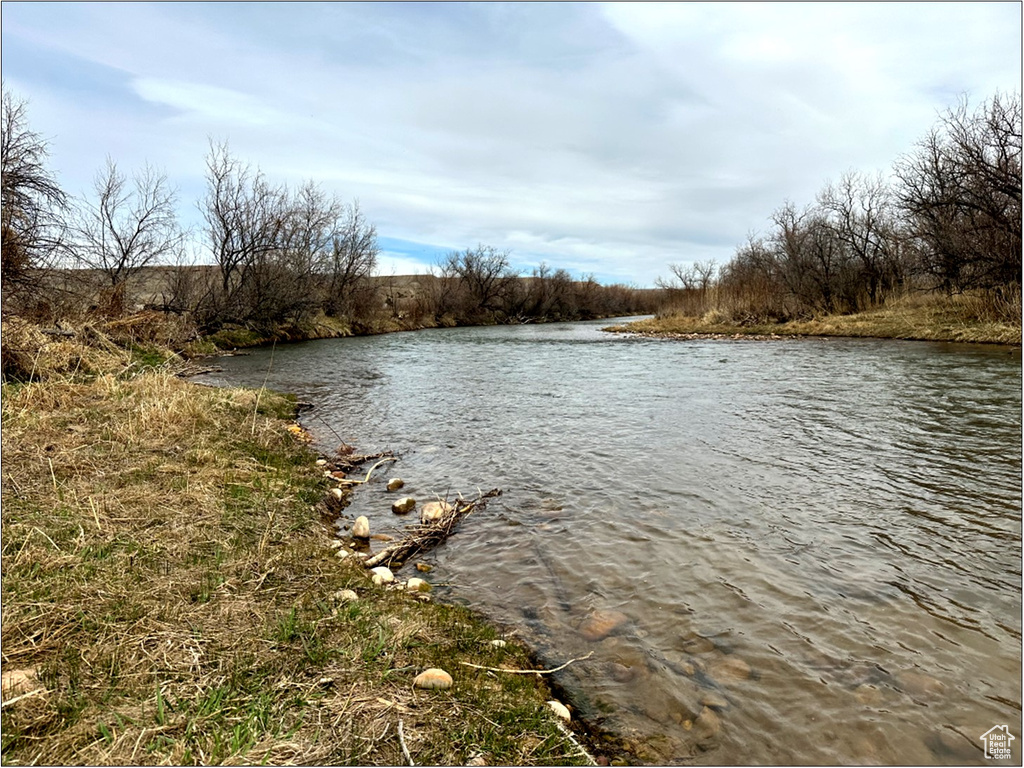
323,201,378,317
1,88,68,302
818,171,905,306
72,158,182,308
441,245,517,319
894,91,1022,292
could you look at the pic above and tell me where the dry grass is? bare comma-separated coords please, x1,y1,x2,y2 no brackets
613,291,1021,345
1,339,593,765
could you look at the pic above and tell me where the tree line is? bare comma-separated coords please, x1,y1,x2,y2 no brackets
1,88,655,336
657,92,1022,323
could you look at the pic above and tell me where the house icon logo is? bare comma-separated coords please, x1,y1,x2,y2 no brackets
981,725,1015,759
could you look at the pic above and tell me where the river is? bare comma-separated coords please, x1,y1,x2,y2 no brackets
199,318,1022,764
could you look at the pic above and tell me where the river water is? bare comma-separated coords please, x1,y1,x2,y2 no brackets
200,319,1022,764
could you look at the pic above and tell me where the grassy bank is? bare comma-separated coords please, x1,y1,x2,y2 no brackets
607,294,1021,345
0,342,598,764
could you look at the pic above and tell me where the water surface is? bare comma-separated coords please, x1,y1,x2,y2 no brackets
201,320,1022,764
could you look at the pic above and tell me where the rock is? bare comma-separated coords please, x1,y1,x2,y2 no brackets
1,668,39,699
609,662,637,683
370,533,394,542
414,668,453,690
370,566,394,585
415,562,433,573
709,656,751,682
352,516,370,538
334,589,359,602
490,639,507,648
315,459,328,467
328,539,345,549
466,757,487,766
387,478,405,491
579,609,629,642
692,706,721,740
420,500,454,524
329,487,345,501
680,633,716,654
700,691,729,711
853,683,883,707
895,670,946,698
335,548,350,560
392,497,416,515
547,700,571,721
406,577,431,592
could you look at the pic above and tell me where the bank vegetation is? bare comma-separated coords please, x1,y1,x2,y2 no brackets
1,88,653,347
0,326,606,766
643,91,1021,345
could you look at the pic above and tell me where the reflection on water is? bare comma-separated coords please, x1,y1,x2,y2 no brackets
201,320,1022,764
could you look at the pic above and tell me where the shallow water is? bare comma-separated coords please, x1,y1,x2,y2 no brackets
201,319,1022,764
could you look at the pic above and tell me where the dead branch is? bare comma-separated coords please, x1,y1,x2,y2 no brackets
332,450,395,474
337,456,398,486
364,489,501,569
397,718,414,766
457,651,593,676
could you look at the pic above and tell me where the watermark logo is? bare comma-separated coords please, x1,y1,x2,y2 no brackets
980,725,1015,760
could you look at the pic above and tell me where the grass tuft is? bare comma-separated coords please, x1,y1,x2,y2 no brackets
1,335,592,765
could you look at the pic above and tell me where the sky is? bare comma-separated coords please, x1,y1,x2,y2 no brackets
2,2,1020,287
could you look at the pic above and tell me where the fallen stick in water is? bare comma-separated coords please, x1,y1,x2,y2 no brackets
458,651,594,676
364,489,501,569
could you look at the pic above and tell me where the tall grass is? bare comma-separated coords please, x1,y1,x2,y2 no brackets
1,333,596,765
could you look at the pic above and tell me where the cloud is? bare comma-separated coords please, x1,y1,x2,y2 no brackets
1,2,1020,286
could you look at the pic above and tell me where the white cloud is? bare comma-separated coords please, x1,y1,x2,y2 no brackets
1,2,1019,285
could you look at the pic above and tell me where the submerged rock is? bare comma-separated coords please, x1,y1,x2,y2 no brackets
700,691,730,711
579,609,629,642
414,668,453,690
352,516,370,538
387,478,405,491
392,497,416,514
415,562,433,573
692,706,721,740
708,655,751,682
896,670,946,698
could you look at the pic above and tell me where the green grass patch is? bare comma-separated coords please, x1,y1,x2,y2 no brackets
1,366,593,766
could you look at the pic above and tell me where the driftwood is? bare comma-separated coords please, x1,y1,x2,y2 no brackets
458,651,594,676
336,456,397,486
364,489,501,569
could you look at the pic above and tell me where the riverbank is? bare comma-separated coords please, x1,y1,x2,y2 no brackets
0,333,607,765
605,295,1021,346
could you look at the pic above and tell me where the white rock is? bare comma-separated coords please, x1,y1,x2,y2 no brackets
406,577,431,592
370,566,394,585
1,669,39,699
352,516,370,538
547,700,571,721
334,589,359,602
387,478,405,491
316,459,328,467
414,668,453,690
490,639,507,648
420,500,454,524
328,539,345,549
329,487,345,501
392,497,416,514
335,548,350,560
